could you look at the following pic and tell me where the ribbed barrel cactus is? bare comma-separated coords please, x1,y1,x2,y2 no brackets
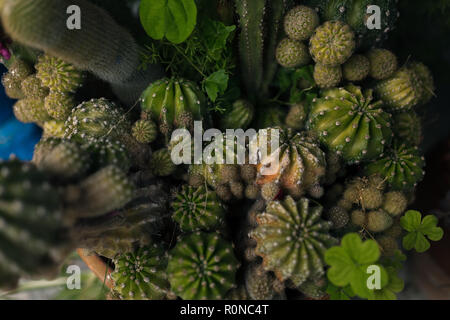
307,84,394,164
393,111,422,146
111,245,170,300
172,186,226,232
364,143,426,191
252,128,327,199
167,232,238,300
250,196,337,286
305,0,399,49
141,78,209,135
219,99,254,130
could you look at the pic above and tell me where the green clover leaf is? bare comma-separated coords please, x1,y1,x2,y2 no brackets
400,210,444,253
371,266,404,300
200,19,236,61
203,69,229,102
325,233,389,299
140,0,197,44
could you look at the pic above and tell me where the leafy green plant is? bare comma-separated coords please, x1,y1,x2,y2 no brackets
325,233,389,300
139,0,197,44
400,210,444,253
273,65,317,105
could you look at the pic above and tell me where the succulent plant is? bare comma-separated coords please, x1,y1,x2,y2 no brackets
283,5,320,41
2,72,24,99
82,138,131,172
252,128,327,199
276,38,310,68
172,186,226,232
343,54,370,82
167,232,238,300
374,66,423,112
409,61,435,105
140,78,208,135
245,263,285,300
0,159,69,289
392,111,422,146
305,0,400,49
13,98,51,123
132,119,158,144
309,21,355,66
111,245,170,300
254,104,287,130
150,148,176,177
42,120,66,138
21,74,49,100
6,58,33,81
219,99,254,130
285,103,308,130
313,63,342,89
364,143,426,191
250,196,337,286
307,84,394,164
366,48,398,80
44,91,75,121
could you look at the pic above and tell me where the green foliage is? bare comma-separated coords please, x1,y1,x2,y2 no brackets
325,233,389,299
139,0,197,44
204,69,229,102
326,283,354,300
400,210,444,253
274,65,317,105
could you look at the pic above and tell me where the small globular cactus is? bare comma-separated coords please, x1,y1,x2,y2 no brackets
35,54,84,93
276,38,310,68
132,119,158,144
172,186,226,232
392,111,422,146
364,143,426,191
167,232,239,300
250,196,337,286
1,58,32,99
83,138,131,172
21,74,49,100
342,54,370,82
44,91,75,121
245,263,285,300
307,84,394,164
285,103,308,130
309,21,355,66
313,63,342,89
283,5,320,41
252,128,327,199
219,99,254,130
13,98,51,123
150,149,176,177
111,245,170,300
42,120,66,138
409,61,435,105
366,48,398,80
140,78,208,135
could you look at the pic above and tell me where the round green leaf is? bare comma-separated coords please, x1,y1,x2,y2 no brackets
140,0,197,44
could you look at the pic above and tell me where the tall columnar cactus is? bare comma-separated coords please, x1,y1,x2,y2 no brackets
140,78,209,135
252,128,327,199
305,0,400,49
172,186,226,232
250,196,337,286
364,143,426,191
235,0,293,102
0,0,163,104
307,84,394,164
167,232,239,300
111,245,170,300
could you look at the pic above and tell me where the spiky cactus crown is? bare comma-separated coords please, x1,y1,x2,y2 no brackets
307,84,394,164
167,232,239,300
283,5,319,41
172,185,226,232
111,245,170,300
250,196,337,286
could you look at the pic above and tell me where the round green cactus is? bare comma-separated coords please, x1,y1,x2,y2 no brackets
364,143,426,191
0,159,69,289
409,61,435,105
313,63,342,89
284,5,320,41
307,84,394,164
250,196,337,286
219,99,254,130
111,245,170,300
309,21,355,66
366,48,398,80
82,138,131,172
244,263,284,300
2,72,24,99
7,58,33,81
342,54,370,82
132,119,158,144
167,232,239,300
141,78,208,135
44,91,75,121
35,54,84,93
285,103,308,130
392,111,422,146
21,75,49,100
305,0,399,49
43,120,66,138
253,128,327,199
150,148,176,177
13,98,51,123
374,66,423,112
276,38,310,68
172,186,226,232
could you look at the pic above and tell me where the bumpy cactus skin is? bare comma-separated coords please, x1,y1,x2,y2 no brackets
284,5,320,41
172,186,226,232
307,84,393,164
250,196,337,286
410,61,435,105
309,21,355,66
219,99,254,130
35,55,84,93
21,75,49,100
141,78,208,134
0,159,69,289
253,128,327,199
366,48,398,80
132,120,158,144
393,111,422,146
313,63,342,89
364,143,426,190
343,54,370,82
167,232,238,300
44,91,75,121
111,245,170,300
276,38,310,68
13,98,51,123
